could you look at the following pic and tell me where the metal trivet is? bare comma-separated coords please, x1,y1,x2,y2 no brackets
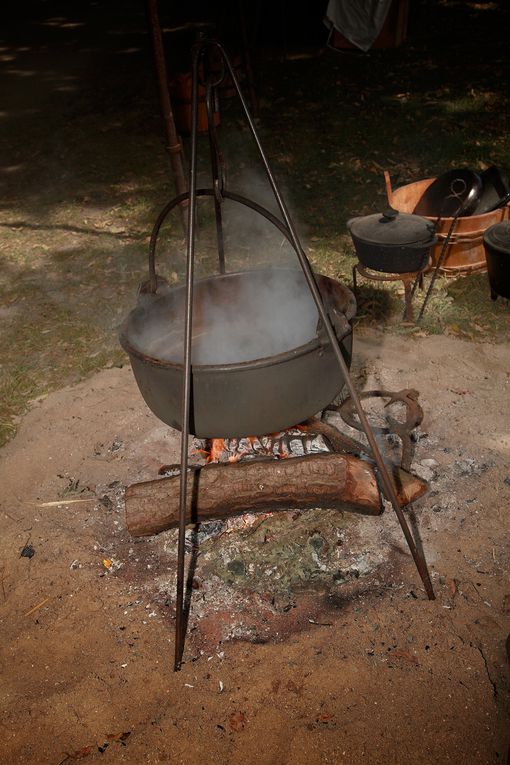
352,261,430,322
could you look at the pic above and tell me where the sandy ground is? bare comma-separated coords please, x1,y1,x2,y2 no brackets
0,329,509,765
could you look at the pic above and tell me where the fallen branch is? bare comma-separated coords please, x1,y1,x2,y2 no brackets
35,498,95,507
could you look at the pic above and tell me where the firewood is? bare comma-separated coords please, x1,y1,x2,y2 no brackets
125,453,427,537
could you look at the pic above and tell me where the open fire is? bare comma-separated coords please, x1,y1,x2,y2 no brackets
196,424,329,464
125,391,429,539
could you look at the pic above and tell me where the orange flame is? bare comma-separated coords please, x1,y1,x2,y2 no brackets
198,424,309,464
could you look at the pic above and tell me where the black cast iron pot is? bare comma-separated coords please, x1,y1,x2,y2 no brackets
120,268,356,438
483,221,510,300
347,208,437,273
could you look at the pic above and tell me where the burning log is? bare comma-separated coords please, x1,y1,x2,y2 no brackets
125,453,427,537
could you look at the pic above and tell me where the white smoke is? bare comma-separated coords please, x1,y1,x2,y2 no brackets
129,268,320,365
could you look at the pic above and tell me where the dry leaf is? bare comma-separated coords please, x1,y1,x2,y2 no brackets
390,649,420,666
106,731,131,744
229,711,246,731
316,713,334,723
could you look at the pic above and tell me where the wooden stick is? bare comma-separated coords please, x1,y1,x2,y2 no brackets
25,597,50,616
35,498,95,508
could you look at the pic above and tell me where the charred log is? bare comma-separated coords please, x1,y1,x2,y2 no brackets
125,453,427,537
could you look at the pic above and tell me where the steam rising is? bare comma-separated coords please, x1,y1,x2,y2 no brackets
127,269,321,365
126,166,330,366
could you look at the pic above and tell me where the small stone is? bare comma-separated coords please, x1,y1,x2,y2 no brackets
98,495,114,511
309,534,324,552
455,459,491,477
420,458,438,469
226,559,246,577
411,463,434,482
504,477,510,487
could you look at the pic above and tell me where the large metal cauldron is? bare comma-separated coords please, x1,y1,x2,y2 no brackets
120,268,356,438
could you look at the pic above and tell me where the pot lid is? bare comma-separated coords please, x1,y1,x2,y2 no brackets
347,208,436,246
484,221,510,253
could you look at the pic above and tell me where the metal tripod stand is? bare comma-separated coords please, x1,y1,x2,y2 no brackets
170,38,435,671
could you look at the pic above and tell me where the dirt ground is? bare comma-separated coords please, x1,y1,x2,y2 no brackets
1,329,509,765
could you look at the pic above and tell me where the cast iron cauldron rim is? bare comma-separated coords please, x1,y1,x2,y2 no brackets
119,269,355,373
120,326,327,372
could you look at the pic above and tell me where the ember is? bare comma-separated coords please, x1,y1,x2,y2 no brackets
197,426,330,464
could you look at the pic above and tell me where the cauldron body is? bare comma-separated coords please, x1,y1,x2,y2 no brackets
120,269,356,438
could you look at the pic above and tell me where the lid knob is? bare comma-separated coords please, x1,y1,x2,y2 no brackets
380,208,399,222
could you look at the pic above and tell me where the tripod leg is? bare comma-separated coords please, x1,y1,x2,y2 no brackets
209,41,435,601
352,264,358,294
174,46,201,672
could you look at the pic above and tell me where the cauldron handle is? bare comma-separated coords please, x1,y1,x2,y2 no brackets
147,188,297,293
148,190,191,293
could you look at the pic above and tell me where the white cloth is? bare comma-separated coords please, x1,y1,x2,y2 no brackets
325,0,394,51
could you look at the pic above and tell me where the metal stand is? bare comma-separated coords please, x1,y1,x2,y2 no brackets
352,261,429,322
171,39,435,671
417,212,461,322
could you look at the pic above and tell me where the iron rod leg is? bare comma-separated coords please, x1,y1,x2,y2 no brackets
215,43,434,600
175,47,201,672
418,212,461,322
213,195,226,274
352,263,358,294
172,41,435,672
146,0,188,230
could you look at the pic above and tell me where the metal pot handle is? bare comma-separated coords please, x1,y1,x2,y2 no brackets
147,188,296,293
316,306,351,349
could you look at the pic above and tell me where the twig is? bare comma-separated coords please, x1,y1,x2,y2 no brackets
35,498,96,507
25,597,50,616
